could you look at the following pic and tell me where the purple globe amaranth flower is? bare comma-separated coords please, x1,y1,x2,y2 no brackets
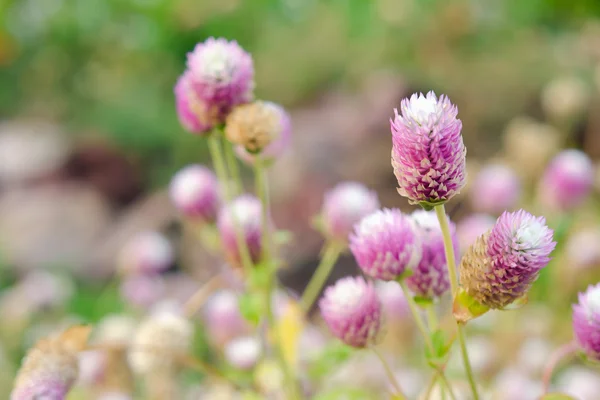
349,208,421,281
573,283,600,361
233,101,292,165
459,210,556,309
321,182,380,242
470,164,521,215
169,164,220,223
186,37,254,125
390,91,466,207
217,195,264,268
319,276,383,348
406,210,458,299
539,149,594,212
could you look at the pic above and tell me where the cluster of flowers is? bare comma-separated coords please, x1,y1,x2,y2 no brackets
9,37,600,400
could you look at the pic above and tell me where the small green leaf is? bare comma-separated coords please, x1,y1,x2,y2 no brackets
426,329,453,367
238,293,262,326
418,199,445,211
453,288,490,324
539,393,577,400
413,296,434,307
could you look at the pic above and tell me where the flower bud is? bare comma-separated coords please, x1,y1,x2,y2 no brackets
319,276,383,348
572,283,600,362
169,164,220,223
234,102,291,165
350,208,421,281
321,182,379,242
117,231,174,275
217,195,264,268
225,101,290,157
406,210,458,299
174,71,213,135
539,149,594,212
390,91,466,207
469,164,521,214
459,210,555,309
202,290,249,348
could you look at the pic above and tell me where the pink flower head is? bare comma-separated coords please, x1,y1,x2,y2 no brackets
390,91,466,207
470,164,521,214
319,276,383,348
539,149,594,212
11,380,70,400
321,182,380,242
573,283,600,361
117,231,174,275
456,214,495,255
349,209,421,281
169,164,220,223
202,290,249,348
406,210,458,299
217,195,264,268
120,275,164,309
186,37,254,125
235,102,292,165
460,210,556,308
174,71,213,134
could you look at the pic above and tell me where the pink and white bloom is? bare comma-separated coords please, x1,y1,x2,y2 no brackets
460,210,556,309
174,71,213,134
573,283,600,361
349,209,421,281
169,164,220,223
539,149,594,212
321,182,380,242
470,164,521,214
217,195,264,268
319,276,383,348
203,290,249,348
117,231,174,275
390,91,466,207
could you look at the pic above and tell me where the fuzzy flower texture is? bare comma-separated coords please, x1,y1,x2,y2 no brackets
391,91,466,206
573,283,600,362
175,38,254,135
319,276,383,348
460,210,556,309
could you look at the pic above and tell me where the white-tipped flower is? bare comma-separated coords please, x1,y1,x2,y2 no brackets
169,164,220,223
117,231,174,275
224,336,261,370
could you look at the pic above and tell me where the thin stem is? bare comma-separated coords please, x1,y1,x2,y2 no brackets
208,131,254,274
255,157,302,400
399,281,434,353
542,341,577,393
300,242,343,312
372,346,407,399
183,274,224,318
434,204,480,400
426,303,438,331
224,136,243,196
457,324,479,400
438,372,458,400
434,205,459,298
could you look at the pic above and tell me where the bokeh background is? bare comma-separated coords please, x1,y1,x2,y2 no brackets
2,0,600,398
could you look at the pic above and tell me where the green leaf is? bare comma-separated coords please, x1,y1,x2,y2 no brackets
418,199,446,211
308,342,354,380
426,329,453,367
248,265,270,290
413,296,434,307
238,293,262,326
453,288,490,324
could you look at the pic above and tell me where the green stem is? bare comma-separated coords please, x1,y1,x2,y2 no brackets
208,132,254,274
255,157,302,400
372,346,407,399
300,242,343,312
426,303,438,331
224,136,243,196
434,204,480,400
399,281,434,353
438,371,458,400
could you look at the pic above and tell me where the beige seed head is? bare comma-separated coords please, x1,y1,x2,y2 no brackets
225,101,281,153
